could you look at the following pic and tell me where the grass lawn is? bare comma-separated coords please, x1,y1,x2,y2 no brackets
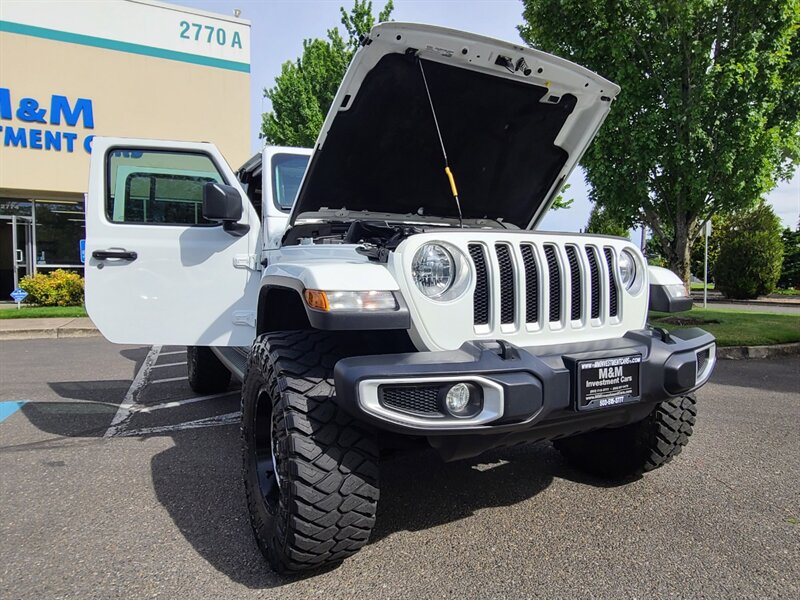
690,282,715,290
649,307,800,347
772,288,800,296
0,305,88,319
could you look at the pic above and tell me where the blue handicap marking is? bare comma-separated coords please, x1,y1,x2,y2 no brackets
10,287,28,303
79,239,86,264
0,401,27,423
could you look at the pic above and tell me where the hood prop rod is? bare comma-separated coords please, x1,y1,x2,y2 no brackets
418,59,463,228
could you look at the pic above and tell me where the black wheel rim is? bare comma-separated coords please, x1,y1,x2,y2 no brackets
253,387,280,512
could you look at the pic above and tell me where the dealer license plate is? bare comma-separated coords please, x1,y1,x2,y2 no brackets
577,354,641,410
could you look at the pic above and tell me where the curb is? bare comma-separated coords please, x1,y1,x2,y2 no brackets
0,327,101,341
717,342,800,360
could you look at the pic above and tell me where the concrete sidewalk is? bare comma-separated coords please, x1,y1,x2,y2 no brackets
0,317,100,340
691,292,800,309
694,301,800,314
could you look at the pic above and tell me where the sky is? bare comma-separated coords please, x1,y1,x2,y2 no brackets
174,0,799,233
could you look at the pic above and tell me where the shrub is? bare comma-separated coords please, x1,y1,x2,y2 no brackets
714,203,784,299
778,227,800,289
19,269,85,307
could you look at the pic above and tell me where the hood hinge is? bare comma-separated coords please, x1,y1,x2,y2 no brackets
232,311,256,327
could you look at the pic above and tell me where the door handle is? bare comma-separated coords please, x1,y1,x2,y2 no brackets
92,249,138,261
15,249,23,264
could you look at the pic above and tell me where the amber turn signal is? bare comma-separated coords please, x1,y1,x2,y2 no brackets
304,289,330,311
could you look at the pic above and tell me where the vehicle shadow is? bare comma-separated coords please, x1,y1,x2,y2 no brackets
15,390,625,589
146,426,621,589
21,347,150,438
20,399,120,438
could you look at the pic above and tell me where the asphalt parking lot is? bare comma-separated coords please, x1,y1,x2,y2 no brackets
1,337,798,599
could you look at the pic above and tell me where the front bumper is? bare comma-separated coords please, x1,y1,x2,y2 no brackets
334,328,715,444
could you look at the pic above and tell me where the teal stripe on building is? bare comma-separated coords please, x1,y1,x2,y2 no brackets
0,21,250,73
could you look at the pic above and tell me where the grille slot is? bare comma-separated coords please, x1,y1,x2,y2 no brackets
544,245,561,322
603,247,619,317
566,246,582,321
469,244,490,325
496,244,515,324
697,348,710,375
521,244,538,323
381,386,440,415
586,247,601,319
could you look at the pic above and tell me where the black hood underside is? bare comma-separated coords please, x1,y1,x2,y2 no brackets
293,54,577,229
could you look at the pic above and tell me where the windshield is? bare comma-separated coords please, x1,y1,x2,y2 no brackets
272,153,309,212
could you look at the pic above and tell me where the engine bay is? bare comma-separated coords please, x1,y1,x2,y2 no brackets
282,217,515,262
283,210,516,244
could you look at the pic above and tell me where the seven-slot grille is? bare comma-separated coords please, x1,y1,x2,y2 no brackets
467,242,621,330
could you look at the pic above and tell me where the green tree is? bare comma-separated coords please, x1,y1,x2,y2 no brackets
714,202,784,298
778,225,800,289
585,204,629,238
261,1,394,147
520,0,800,285
549,183,573,210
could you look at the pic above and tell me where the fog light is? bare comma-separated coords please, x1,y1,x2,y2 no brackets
442,382,483,418
445,383,471,413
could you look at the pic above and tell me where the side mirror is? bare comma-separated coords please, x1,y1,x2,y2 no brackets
203,182,242,222
203,182,248,236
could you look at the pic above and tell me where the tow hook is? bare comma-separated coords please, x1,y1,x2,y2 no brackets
476,340,521,361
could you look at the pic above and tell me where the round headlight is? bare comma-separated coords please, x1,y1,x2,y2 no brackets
412,244,454,298
618,250,637,289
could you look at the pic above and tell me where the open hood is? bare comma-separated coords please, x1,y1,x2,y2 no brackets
290,23,620,229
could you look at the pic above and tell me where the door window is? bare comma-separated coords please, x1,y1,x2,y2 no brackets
106,150,225,225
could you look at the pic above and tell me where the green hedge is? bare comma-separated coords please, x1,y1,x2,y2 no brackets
19,269,85,307
714,203,784,299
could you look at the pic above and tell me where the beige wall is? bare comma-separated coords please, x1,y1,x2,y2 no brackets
0,32,250,198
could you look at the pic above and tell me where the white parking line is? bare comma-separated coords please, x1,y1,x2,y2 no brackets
151,361,187,369
133,391,238,413
158,350,186,356
150,376,188,384
118,411,241,437
104,345,162,438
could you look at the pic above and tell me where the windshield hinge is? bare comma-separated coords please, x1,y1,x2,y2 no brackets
233,254,259,271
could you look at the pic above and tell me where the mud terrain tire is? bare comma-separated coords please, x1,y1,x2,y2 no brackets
553,396,697,479
241,331,379,574
187,346,231,394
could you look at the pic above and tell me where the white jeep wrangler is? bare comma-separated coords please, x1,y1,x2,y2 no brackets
85,23,716,574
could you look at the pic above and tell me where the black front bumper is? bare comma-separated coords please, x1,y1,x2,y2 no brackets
334,328,715,458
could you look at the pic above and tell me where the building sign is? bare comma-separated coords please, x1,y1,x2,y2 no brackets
0,0,251,197
0,0,250,73
0,88,95,153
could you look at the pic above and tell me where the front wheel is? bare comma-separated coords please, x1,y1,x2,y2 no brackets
241,331,380,574
553,396,697,479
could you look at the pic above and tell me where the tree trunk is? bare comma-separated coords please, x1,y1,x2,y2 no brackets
668,216,693,288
